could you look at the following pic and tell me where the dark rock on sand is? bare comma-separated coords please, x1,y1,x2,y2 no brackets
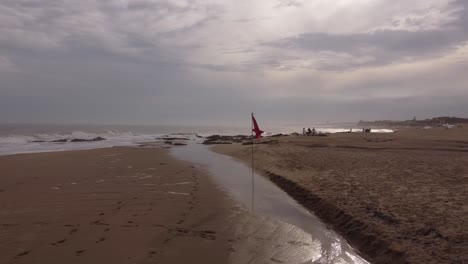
70,137,106,142
203,141,232,145
156,137,190,141
271,133,289,137
52,139,68,143
206,135,251,141
203,135,251,145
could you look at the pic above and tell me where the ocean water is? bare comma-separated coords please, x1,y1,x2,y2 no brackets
0,124,393,156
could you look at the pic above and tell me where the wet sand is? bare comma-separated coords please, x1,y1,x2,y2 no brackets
0,146,350,264
0,147,240,263
214,127,468,264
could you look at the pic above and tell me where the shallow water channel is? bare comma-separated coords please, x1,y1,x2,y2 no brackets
170,143,369,264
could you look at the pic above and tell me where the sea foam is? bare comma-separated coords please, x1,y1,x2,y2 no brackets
0,127,393,156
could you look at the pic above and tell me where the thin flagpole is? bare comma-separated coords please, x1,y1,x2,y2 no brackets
251,113,255,212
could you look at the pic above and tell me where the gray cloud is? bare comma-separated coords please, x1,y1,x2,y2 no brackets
275,0,304,8
270,29,464,57
267,0,468,70
1,0,468,126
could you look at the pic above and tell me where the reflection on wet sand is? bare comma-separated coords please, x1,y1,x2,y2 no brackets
171,143,368,264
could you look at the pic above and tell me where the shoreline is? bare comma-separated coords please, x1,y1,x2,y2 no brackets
213,127,468,264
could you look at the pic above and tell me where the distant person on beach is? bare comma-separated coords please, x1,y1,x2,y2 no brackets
307,128,312,135
302,128,306,135
312,127,316,136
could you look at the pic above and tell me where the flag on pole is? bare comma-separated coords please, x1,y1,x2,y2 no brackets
251,113,264,139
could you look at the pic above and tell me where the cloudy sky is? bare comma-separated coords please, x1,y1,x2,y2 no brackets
1,0,467,126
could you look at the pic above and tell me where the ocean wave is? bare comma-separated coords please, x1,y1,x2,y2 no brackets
0,127,393,156
0,135,37,145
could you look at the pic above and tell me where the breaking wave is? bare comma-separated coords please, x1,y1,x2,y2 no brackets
0,130,184,156
0,127,393,156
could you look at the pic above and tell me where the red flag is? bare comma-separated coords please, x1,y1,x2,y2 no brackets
251,113,264,139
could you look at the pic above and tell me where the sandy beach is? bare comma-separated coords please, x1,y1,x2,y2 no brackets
214,127,468,264
0,147,243,263
1,145,360,264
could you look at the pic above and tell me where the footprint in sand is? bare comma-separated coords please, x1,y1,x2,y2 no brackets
153,224,169,230
51,239,67,246
175,228,189,234
196,230,216,240
270,257,284,263
90,220,109,226
174,228,217,240
162,237,171,244
15,251,30,258
75,250,85,256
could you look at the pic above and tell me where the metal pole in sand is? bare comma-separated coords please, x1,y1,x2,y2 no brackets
251,113,255,212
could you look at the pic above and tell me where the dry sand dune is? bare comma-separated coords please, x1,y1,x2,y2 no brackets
214,127,468,264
